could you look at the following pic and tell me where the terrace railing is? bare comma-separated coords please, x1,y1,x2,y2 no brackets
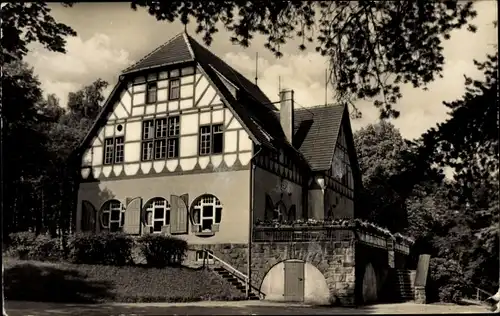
252,225,354,242
252,224,413,255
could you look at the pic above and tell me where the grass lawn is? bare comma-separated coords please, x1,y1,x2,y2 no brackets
3,257,245,304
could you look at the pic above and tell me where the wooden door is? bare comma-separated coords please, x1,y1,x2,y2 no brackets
284,260,305,302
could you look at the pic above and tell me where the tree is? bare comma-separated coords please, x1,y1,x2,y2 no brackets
1,61,57,234
411,52,499,296
1,2,77,236
130,0,477,118
1,2,76,65
353,121,410,232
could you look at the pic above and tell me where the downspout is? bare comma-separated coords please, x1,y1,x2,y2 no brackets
247,144,262,299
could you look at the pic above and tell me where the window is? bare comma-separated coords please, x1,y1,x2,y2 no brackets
114,137,124,163
104,138,114,165
167,116,180,158
146,82,157,104
101,200,124,232
212,125,223,154
104,137,124,165
196,250,214,264
142,116,180,161
169,79,180,100
199,126,211,155
191,195,222,233
144,198,171,233
154,118,167,159
199,124,224,155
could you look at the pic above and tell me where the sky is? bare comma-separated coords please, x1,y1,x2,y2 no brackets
25,1,498,141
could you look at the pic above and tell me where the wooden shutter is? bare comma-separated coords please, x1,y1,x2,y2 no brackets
98,205,106,232
170,195,188,234
180,194,189,210
81,200,96,233
123,197,142,235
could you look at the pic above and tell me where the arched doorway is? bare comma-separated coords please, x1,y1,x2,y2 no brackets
260,260,330,305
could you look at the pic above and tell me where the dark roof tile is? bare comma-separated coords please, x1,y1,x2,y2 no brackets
293,105,345,171
122,33,194,74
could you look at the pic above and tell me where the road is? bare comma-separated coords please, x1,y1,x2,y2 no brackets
4,300,492,316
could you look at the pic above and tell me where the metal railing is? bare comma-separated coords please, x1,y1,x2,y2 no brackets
252,225,354,242
202,249,266,299
475,287,494,302
203,250,248,282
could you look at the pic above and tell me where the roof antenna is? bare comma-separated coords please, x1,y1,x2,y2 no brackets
255,52,259,86
278,76,281,96
324,68,328,106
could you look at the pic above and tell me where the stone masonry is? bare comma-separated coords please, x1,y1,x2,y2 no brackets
190,240,357,306
250,240,356,306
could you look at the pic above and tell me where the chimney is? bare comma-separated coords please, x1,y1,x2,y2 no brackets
279,89,294,143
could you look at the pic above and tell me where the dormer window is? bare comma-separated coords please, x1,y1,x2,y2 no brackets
169,79,180,100
146,82,157,104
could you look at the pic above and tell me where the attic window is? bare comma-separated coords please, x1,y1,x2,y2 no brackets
169,79,180,100
146,82,157,104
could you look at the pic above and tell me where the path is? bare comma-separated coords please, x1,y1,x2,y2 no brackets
5,300,492,316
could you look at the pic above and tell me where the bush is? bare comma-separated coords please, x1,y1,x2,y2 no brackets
6,232,37,259
5,232,63,262
137,234,187,268
427,257,468,303
67,232,133,266
28,234,63,262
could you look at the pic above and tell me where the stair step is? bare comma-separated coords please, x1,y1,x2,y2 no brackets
211,267,260,301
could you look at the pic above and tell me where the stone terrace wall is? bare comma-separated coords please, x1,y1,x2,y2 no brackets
250,240,356,306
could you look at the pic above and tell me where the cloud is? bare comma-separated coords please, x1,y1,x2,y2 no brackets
221,0,497,141
25,33,132,106
33,0,496,141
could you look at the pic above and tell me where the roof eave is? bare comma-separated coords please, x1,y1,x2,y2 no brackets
76,79,125,157
121,58,195,76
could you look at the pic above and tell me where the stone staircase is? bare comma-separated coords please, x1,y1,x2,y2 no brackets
212,266,260,300
394,269,415,302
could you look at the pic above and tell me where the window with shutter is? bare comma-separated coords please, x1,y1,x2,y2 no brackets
191,194,222,236
81,200,97,232
143,198,170,234
123,197,142,235
170,195,188,234
100,200,125,232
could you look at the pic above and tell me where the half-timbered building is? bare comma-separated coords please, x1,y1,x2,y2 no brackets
76,32,413,305
77,31,360,242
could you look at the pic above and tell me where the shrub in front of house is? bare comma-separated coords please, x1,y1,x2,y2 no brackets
67,232,133,266
137,234,188,268
28,234,64,262
6,232,63,261
6,232,37,259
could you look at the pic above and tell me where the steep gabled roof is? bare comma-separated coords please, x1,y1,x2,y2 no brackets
122,33,195,74
293,105,345,171
78,32,310,168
